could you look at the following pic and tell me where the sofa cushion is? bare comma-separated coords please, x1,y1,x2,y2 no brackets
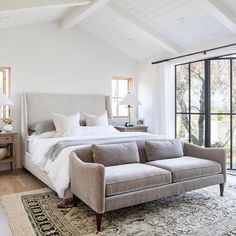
92,142,139,166
145,139,183,161
147,156,221,182
105,163,172,196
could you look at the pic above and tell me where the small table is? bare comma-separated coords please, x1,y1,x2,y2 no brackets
115,125,148,132
0,132,17,171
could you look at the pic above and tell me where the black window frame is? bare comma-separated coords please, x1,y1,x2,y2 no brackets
175,53,236,170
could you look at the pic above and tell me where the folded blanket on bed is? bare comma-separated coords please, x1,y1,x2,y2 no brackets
46,134,160,161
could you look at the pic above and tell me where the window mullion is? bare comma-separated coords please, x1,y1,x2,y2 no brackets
2,68,6,118
117,81,119,117
205,60,211,147
175,66,177,138
188,63,191,143
230,59,233,169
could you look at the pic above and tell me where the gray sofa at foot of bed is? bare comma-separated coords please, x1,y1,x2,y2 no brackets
70,139,226,231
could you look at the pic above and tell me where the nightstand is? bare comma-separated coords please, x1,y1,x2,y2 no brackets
115,125,148,132
0,132,17,171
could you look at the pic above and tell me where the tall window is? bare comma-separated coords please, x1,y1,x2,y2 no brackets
112,77,133,117
0,67,11,118
175,55,236,170
175,61,205,145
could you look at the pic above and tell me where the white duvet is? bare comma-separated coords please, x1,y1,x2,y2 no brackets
29,132,164,198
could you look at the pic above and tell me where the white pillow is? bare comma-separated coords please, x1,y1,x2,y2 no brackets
52,112,80,136
39,131,57,138
65,125,119,136
84,111,108,126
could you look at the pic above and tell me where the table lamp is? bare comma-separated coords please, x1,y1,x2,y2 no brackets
0,92,13,131
0,92,13,107
119,93,142,127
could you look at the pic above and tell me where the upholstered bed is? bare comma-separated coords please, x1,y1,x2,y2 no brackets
21,93,113,200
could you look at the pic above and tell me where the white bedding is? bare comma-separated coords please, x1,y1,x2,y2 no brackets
29,132,165,198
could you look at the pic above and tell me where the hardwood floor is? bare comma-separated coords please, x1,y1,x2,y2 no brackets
0,168,46,236
0,168,46,196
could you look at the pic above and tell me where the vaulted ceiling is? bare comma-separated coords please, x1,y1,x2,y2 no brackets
0,0,235,60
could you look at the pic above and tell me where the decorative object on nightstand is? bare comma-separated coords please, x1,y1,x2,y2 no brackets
0,132,17,170
0,91,14,132
137,118,144,125
2,117,13,132
115,125,148,132
119,93,142,127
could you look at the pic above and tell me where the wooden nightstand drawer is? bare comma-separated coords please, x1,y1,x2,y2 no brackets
0,135,14,144
115,126,148,132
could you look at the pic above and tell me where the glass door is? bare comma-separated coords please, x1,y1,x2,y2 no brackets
175,55,236,170
210,59,231,168
176,61,205,146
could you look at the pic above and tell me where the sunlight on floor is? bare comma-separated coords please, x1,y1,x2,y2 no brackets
227,174,236,185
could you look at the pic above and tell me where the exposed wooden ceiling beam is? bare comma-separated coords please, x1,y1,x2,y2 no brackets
198,0,236,34
0,0,91,13
61,0,110,29
107,2,181,54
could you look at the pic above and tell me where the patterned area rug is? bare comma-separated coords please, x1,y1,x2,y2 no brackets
1,177,236,236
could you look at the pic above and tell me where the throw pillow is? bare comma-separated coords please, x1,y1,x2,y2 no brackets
84,111,108,126
29,120,55,135
92,142,140,166
145,139,183,161
52,112,80,136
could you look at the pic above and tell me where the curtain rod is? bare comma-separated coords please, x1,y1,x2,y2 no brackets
151,43,236,65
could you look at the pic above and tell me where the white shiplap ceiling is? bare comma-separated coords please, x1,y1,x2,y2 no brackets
0,7,73,28
78,5,168,59
114,0,230,47
0,0,235,60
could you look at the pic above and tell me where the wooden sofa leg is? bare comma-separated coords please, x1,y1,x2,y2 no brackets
96,213,103,231
220,183,225,196
73,194,81,204
63,197,74,205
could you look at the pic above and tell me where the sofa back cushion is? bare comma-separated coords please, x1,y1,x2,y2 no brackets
145,139,183,161
92,142,140,166
73,146,93,163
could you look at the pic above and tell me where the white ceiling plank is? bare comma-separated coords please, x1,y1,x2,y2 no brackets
0,0,91,13
61,0,110,29
107,2,181,54
197,0,236,34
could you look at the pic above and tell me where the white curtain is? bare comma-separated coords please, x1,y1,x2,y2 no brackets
151,45,236,138
152,62,175,138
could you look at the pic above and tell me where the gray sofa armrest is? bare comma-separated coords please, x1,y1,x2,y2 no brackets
70,152,106,214
183,142,227,182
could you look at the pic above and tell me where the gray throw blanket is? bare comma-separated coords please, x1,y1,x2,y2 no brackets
46,134,160,161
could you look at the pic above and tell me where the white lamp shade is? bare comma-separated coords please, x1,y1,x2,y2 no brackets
119,93,142,106
0,92,13,106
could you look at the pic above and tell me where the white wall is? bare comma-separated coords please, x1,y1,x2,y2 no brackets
0,23,137,168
